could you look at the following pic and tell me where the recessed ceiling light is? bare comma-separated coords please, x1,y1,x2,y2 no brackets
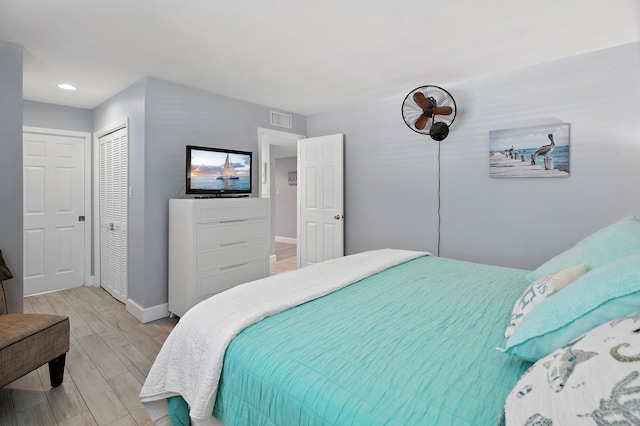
57,83,77,91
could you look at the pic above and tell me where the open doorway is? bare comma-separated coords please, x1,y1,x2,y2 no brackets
257,128,304,274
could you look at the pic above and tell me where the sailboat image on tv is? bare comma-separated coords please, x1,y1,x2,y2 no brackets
216,154,240,180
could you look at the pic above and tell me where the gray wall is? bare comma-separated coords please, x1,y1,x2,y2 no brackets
23,100,93,132
0,41,23,313
274,157,297,239
308,42,640,270
22,76,306,312
11,41,639,312
110,77,306,309
143,77,306,307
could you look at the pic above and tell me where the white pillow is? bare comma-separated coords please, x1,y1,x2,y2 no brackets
503,311,640,425
505,264,587,338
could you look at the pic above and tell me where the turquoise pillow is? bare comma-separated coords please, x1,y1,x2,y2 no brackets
500,254,640,362
526,215,640,282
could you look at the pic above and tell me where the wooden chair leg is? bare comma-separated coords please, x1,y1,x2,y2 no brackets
48,353,66,387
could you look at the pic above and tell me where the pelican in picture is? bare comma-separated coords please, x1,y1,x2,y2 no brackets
531,133,555,165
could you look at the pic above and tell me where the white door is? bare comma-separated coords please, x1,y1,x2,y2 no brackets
23,130,86,295
297,134,344,267
99,127,128,302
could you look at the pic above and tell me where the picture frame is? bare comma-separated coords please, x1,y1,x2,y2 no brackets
288,171,297,185
489,123,570,178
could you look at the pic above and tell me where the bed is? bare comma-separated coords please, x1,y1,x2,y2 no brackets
141,215,640,425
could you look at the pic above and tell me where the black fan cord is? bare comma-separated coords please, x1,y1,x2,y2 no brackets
437,141,441,257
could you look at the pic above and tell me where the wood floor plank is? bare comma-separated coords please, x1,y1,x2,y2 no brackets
66,333,91,366
66,359,129,425
150,318,178,346
27,293,53,307
22,297,34,314
90,287,124,311
44,290,73,312
57,307,95,339
31,301,58,315
71,287,116,320
35,366,90,424
140,318,177,343
103,314,163,362
107,372,153,426
58,411,98,426
271,242,297,275
105,335,153,385
8,370,47,412
77,334,129,380
76,310,121,341
15,401,58,426
58,288,89,309
104,415,137,426
0,388,17,425
40,288,96,339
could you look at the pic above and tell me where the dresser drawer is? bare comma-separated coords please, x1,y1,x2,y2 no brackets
196,261,267,300
198,220,266,247
199,203,267,222
198,241,267,271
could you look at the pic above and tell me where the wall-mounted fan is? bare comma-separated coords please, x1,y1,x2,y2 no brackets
401,85,457,141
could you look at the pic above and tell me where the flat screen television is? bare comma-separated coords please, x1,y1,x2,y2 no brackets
186,145,252,196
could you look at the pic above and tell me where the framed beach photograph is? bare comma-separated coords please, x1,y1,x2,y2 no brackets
489,123,570,178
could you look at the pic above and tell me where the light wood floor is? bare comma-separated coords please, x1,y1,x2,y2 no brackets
270,242,297,275
3,243,296,425
1,286,178,426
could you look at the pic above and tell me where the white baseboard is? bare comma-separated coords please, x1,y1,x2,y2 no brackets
126,298,170,323
275,236,297,245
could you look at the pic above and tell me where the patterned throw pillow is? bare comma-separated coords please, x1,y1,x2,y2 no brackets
500,254,640,362
503,311,640,425
505,264,587,338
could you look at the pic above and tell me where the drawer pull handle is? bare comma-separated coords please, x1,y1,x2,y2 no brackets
220,219,249,224
220,262,248,271
220,240,249,247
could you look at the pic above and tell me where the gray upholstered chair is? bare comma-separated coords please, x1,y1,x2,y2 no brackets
0,250,70,388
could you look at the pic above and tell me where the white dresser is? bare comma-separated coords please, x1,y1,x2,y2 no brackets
168,197,269,317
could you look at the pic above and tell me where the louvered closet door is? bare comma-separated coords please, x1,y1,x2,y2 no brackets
99,127,128,302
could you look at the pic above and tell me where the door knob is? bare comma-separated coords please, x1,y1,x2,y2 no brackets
334,214,343,220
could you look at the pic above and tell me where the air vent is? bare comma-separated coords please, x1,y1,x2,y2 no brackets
270,111,292,129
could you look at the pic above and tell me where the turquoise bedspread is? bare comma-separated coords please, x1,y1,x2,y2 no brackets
173,256,533,425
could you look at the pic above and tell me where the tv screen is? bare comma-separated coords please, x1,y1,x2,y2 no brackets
186,145,252,196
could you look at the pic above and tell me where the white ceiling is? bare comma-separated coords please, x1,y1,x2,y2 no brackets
1,1,639,115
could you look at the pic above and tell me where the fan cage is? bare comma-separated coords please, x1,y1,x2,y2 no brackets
401,85,457,136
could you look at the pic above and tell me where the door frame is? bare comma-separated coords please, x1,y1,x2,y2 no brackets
93,118,129,290
257,127,306,263
23,126,93,288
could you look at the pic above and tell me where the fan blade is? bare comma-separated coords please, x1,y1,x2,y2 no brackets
414,114,429,130
413,92,429,109
432,106,453,115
